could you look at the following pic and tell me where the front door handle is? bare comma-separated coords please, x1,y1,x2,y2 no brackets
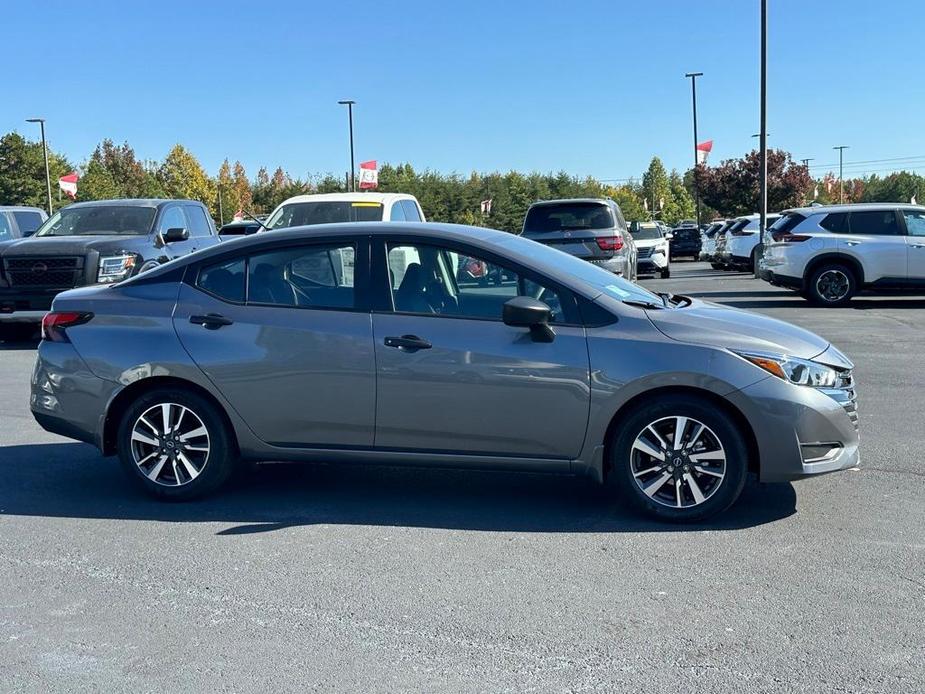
845,241,862,246
190,313,234,329
384,334,432,351
911,243,925,249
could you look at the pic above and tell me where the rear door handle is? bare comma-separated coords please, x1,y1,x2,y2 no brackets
384,334,432,351
912,243,925,249
190,313,234,329
845,241,862,246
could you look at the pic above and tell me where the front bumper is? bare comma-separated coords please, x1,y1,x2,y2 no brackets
726,369,860,483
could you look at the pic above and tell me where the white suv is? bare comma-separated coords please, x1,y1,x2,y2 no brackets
265,192,426,229
762,203,925,305
724,213,780,271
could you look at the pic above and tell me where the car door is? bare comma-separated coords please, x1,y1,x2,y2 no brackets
155,204,198,260
838,209,906,282
371,238,591,460
900,208,925,282
173,237,377,447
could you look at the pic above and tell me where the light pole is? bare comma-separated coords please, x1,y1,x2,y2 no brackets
755,0,768,279
337,100,356,192
685,72,703,230
26,118,53,215
833,145,849,202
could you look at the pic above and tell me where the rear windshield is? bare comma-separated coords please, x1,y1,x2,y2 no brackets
726,220,749,234
34,206,156,237
523,203,614,233
266,201,384,229
630,226,662,240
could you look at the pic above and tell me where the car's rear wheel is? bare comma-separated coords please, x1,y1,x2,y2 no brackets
805,263,856,306
711,262,724,270
660,266,671,279
116,387,236,500
610,395,748,522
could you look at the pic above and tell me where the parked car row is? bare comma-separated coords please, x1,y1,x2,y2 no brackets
702,213,781,271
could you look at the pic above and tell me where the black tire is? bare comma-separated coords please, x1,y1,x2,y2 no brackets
749,247,759,272
116,387,237,500
710,262,724,270
805,263,856,307
660,267,671,279
609,394,749,522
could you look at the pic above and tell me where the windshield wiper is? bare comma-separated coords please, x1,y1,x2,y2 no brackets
622,299,664,310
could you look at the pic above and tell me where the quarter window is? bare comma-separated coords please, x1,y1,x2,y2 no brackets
848,210,900,236
198,258,245,302
386,242,570,323
902,210,925,237
819,212,847,233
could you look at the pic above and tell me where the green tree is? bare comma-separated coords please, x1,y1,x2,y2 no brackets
157,144,216,215
0,132,72,208
78,140,164,201
78,156,121,200
605,183,646,221
663,170,696,225
640,157,671,220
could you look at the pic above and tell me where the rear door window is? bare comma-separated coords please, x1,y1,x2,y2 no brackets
389,202,406,221
902,209,925,237
198,258,246,302
184,205,213,237
248,243,356,309
848,210,900,236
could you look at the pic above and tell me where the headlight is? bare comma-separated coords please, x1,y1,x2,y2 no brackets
97,254,136,284
735,350,837,388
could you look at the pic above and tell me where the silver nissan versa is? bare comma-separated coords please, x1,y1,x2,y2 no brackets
30,223,859,521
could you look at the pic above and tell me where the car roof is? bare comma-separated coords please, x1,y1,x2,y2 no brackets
61,198,200,209
274,192,417,206
780,202,925,216
528,198,612,207
0,205,46,213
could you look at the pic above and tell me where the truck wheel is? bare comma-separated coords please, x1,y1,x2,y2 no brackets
660,267,671,279
116,387,237,500
610,394,749,522
805,263,856,306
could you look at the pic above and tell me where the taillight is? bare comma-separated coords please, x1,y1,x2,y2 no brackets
771,232,811,243
41,311,93,342
596,236,624,251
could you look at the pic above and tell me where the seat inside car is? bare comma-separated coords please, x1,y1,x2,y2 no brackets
250,262,297,306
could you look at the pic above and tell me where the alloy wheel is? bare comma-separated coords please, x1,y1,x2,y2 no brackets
630,416,726,509
816,269,850,302
130,402,211,486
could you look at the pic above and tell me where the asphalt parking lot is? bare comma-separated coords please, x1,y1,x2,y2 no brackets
1,262,923,692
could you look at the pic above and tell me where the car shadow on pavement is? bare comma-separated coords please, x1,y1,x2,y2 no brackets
0,443,797,534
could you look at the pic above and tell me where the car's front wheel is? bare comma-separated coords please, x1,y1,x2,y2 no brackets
660,266,671,279
610,394,749,522
116,387,237,500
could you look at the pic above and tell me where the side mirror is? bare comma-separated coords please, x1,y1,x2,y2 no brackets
665,232,674,240
163,227,189,243
503,296,555,343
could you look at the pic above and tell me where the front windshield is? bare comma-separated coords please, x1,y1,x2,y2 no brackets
266,201,384,229
35,206,156,237
496,234,663,305
630,226,662,240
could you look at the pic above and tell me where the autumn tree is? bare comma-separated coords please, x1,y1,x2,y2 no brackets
157,144,216,215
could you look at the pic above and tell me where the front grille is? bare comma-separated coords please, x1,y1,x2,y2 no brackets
638,247,654,259
3,256,84,288
825,369,858,431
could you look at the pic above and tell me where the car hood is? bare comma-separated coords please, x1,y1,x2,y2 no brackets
0,235,150,256
646,297,833,362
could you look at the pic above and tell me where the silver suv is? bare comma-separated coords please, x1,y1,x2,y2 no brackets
522,198,637,280
763,203,925,305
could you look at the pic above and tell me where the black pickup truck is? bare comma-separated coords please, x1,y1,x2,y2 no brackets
0,198,218,335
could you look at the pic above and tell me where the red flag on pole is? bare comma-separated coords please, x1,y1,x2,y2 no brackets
358,160,378,189
696,140,713,165
58,172,79,199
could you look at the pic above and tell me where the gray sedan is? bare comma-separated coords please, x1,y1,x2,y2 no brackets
31,223,859,521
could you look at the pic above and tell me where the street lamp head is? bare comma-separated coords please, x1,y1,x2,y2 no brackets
337,100,355,106
685,72,703,78
26,118,45,123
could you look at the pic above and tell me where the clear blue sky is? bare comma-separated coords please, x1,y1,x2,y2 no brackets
4,0,923,182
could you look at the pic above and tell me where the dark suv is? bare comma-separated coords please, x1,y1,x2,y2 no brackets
522,198,637,280
669,225,702,260
0,199,218,331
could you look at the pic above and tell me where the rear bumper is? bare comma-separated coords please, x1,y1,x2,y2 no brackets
670,245,701,257
588,256,628,275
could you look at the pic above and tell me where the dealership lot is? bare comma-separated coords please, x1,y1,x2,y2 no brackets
1,263,923,691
